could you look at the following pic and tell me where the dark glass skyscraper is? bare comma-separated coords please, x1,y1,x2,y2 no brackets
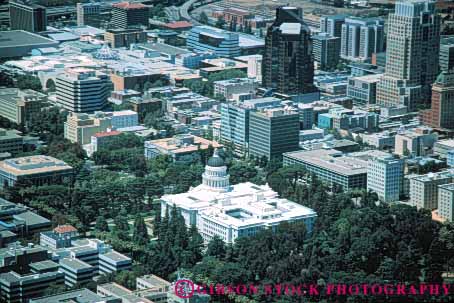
9,0,46,33
262,6,316,95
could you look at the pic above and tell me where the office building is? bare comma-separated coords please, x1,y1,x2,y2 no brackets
434,139,454,158
0,270,64,303
76,2,102,27
249,107,300,160
220,103,250,155
110,2,149,29
40,225,79,249
361,132,395,150
99,251,132,275
30,289,121,303
144,134,221,163
440,36,454,72
394,127,438,157
213,78,259,100
187,26,240,57
56,68,110,113
320,14,345,38
347,74,381,104
59,258,94,287
9,0,46,33
312,32,340,70
421,71,454,130
64,112,112,144
0,88,47,127
410,171,453,210
0,155,73,189
0,129,23,155
448,150,454,167
340,17,384,61
283,149,368,190
97,283,155,303
104,28,147,48
376,0,441,110
262,6,316,95
160,149,317,244
0,30,58,59
367,153,404,203
136,274,170,291
438,183,454,222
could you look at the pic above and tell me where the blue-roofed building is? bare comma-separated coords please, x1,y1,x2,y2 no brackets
187,26,240,57
318,113,334,129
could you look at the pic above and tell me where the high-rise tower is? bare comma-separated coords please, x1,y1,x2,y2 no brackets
376,0,440,110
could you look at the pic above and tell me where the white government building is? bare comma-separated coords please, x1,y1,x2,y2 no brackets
160,149,317,243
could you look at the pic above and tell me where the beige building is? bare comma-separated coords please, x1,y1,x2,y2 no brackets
438,183,454,222
104,28,147,48
0,88,47,127
64,112,112,144
410,171,454,210
394,127,438,157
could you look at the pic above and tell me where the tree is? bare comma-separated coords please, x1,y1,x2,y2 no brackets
113,208,130,241
199,11,209,24
215,16,226,29
95,214,109,232
206,235,226,259
132,214,150,247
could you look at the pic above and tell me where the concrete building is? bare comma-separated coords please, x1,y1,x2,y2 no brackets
97,283,154,303
40,225,79,249
104,28,147,48
174,52,218,69
160,150,317,244
30,289,121,303
0,270,64,303
0,129,23,155
340,17,384,61
235,55,263,83
376,0,440,110
438,183,454,222
421,71,454,130
410,171,453,210
144,134,221,163
347,74,382,104
0,88,47,127
361,132,395,150
320,14,345,38
213,78,258,100
249,107,300,160
99,251,132,275
110,2,149,29
312,32,340,70
283,149,368,190
76,2,102,27
262,7,316,95
0,30,58,59
434,139,454,158
440,36,454,72
367,153,404,203
187,26,240,57
0,155,73,189
394,127,438,157
64,112,112,145
59,258,94,287
448,150,454,167
9,0,46,33
56,68,110,113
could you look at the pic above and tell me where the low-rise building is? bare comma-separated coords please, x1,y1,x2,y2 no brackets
0,155,73,189
97,283,154,303
434,139,454,158
213,78,258,101
104,28,147,48
283,149,368,190
59,257,94,287
40,225,79,249
410,171,454,210
64,112,112,145
0,129,23,155
361,131,395,150
0,271,64,303
395,127,438,157
99,251,132,275
30,289,121,303
347,74,381,104
0,88,47,127
144,134,221,163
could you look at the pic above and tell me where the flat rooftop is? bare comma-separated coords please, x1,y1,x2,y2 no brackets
284,149,368,176
100,251,131,263
0,30,58,48
29,289,119,303
145,135,221,154
60,257,93,271
0,155,73,176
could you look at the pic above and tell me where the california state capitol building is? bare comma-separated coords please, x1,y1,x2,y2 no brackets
160,149,317,244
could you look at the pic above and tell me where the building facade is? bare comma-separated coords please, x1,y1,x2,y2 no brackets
367,153,404,203
340,17,384,61
187,26,240,57
438,183,454,222
440,36,454,72
376,0,441,110
410,171,453,210
312,32,340,70
110,2,149,29
56,68,110,113
248,107,300,160
104,28,147,48
347,74,381,104
76,3,102,27
9,0,46,33
213,78,258,100
262,6,316,95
